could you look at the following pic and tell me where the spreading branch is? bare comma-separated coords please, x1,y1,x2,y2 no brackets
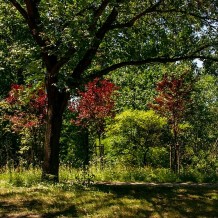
9,0,49,49
72,7,118,80
90,55,218,79
155,9,218,22
94,0,110,19
9,0,75,75
110,0,164,29
88,0,110,31
8,0,28,20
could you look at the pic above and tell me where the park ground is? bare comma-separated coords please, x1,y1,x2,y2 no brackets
0,182,218,218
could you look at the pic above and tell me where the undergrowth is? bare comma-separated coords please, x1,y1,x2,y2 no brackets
0,163,217,187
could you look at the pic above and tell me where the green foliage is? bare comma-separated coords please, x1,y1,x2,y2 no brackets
90,164,179,183
60,111,94,168
108,66,163,111
105,109,168,166
181,74,218,169
147,147,169,168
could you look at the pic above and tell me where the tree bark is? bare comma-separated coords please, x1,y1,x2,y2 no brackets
41,82,69,182
172,123,180,174
170,143,173,170
83,128,90,167
173,143,180,174
143,148,150,166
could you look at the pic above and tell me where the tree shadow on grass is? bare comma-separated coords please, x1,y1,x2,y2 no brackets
41,205,77,218
0,184,217,218
94,184,218,218
0,204,77,218
0,198,78,218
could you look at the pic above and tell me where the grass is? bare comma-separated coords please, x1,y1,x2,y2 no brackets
0,166,217,217
0,164,217,186
60,163,218,183
0,182,218,217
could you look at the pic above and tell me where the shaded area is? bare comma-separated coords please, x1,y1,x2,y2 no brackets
0,188,78,218
0,184,217,217
0,204,77,218
94,183,218,218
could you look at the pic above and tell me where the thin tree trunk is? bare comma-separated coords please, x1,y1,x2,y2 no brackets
173,137,180,174
143,148,150,166
177,143,180,174
83,128,89,167
170,144,173,170
173,143,180,174
172,118,180,174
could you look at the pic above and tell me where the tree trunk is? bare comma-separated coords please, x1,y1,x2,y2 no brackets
143,148,150,166
170,143,173,170
173,143,180,174
83,128,89,167
172,124,180,174
172,118,180,174
41,83,69,182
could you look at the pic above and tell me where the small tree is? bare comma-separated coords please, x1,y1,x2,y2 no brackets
69,78,118,165
149,72,194,173
1,83,47,166
105,109,168,166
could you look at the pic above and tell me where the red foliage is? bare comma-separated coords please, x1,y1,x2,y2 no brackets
29,88,47,117
149,73,193,124
4,84,47,131
6,84,23,104
148,72,194,173
69,78,118,135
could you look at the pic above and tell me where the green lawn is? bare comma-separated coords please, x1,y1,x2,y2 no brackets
0,183,217,218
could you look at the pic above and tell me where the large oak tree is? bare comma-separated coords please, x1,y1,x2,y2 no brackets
1,0,218,181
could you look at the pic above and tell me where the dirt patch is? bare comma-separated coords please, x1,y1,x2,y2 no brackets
95,181,218,188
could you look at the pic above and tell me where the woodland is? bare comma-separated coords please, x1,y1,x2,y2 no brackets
0,0,218,185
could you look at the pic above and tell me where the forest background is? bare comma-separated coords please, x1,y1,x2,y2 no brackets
0,0,218,183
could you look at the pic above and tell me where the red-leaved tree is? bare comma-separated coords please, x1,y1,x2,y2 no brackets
149,72,194,173
69,78,118,165
5,84,47,131
2,83,47,165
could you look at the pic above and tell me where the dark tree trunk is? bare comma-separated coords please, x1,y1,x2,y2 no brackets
176,143,180,173
83,128,90,167
172,119,180,174
170,143,173,170
41,74,69,182
143,148,150,166
173,143,180,174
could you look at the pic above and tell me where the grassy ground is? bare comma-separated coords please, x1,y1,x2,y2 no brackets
0,182,218,218
0,167,217,217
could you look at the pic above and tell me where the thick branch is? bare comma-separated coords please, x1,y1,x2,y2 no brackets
23,0,46,46
110,0,164,29
9,0,74,74
9,0,28,20
155,9,218,22
90,55,218,79
94,0,110,19
52,47,77,73
71,7,118,80
9,0,47,48
88,0,110,31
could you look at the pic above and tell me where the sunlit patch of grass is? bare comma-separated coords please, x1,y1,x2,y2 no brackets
60,164,217,184
0,167,41,187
